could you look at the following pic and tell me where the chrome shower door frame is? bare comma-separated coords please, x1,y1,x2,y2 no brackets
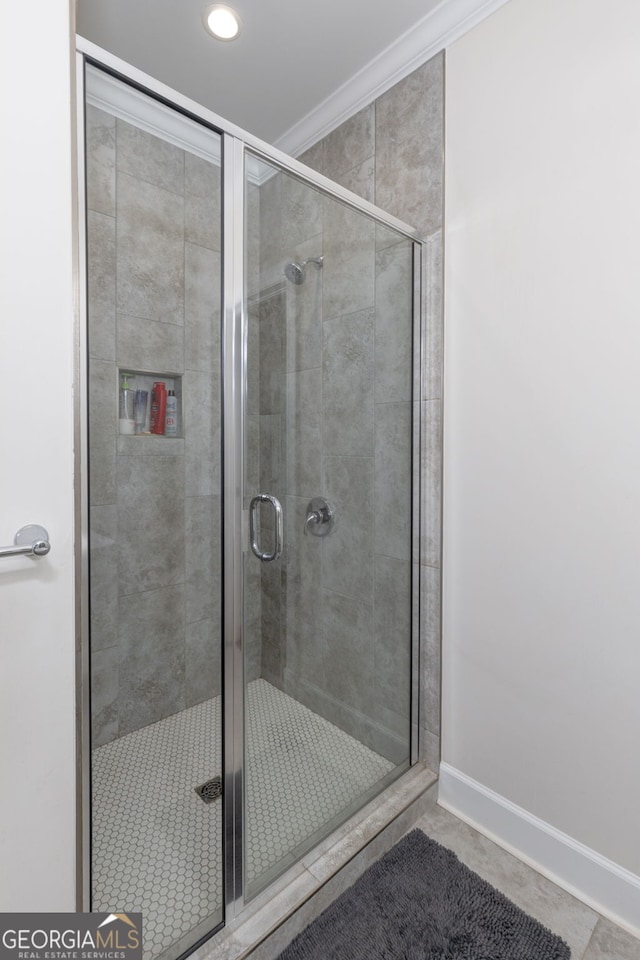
75,35,424,939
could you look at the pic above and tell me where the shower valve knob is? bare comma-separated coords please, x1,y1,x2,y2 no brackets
304,498,334,537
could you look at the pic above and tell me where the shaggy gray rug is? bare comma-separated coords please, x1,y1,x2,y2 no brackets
277,829,570,959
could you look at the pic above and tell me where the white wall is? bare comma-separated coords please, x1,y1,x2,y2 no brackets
0,0,77,908
443,0,640,878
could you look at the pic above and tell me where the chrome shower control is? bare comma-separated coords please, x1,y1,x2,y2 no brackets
304,497,334,537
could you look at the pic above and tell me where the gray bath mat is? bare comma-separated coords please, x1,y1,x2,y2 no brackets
277,829,570,959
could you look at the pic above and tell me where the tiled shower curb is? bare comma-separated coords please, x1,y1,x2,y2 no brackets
196,764,438,960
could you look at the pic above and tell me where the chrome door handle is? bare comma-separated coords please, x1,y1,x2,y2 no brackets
249,494,283,562
0,524,51,559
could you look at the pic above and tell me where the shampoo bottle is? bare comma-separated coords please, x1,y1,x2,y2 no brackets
150,381,167,435
119,373,136,435
165,390,178,436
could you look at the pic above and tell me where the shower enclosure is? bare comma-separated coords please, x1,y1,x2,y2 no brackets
80,44,421,960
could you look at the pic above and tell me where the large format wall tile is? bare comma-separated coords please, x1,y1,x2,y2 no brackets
284,236,323,373
119,583,186,734
87,211,116,361
320,589,375,719
282,174,323,249
323,200,375,320
186,618,221,707
116,119,184,196
260,414,282,492
86,105,115,217
375,55,444,236
283,618,325,693
375,401,412,561
374,555,411,733
87,111,226,744
247,301,261,417
284,369,322,498
184,369,221,497
423,229,443,401
89,504,118,652
246,184,262,300
258,290,284,416
324,105,375,179
245,414,261,496
89,359,117,506
116,171,185,325
185,495,221,625
185,152,221,252
116,312,184,374
332,156,375,204
375,241,413,404
261,562,283,680
297,139,326,178
420,563,441,740
257,170,284,290
185,243,220,374
117,456,186,595
322,309,374,458
244,553,263,683
420,398,442,568
294,52,444,761
323,455,374,602
282,495,323,633
91,646,119,747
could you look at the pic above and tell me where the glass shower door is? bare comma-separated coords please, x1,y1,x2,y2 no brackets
85,65,224,960
241,152,416,899
84,61,417,940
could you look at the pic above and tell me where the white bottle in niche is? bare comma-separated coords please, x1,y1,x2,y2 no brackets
119,373,136,435
165,390,178,436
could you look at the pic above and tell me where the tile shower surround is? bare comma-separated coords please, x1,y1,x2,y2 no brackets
248,232,414,761
283,53,444,768
87,106,223,745
87,50,444,772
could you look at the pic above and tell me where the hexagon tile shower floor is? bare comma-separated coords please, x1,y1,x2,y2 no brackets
92,679,393,959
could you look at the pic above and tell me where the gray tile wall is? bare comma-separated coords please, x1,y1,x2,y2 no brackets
298,53,445,771
249,138,426,764
88,49,443,768
86,106,223,746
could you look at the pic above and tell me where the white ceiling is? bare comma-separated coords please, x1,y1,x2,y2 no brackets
76,0,508,155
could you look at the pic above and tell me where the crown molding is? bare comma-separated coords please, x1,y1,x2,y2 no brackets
274,0,512,158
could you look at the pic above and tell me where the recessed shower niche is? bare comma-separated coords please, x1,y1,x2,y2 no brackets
117,370,183,440
82,54,422,960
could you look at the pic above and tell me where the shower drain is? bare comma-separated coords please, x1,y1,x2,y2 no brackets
195,775,222,804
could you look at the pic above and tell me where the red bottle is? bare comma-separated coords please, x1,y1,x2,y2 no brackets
150,381,167,435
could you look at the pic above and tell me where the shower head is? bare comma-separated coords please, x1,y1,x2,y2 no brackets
284,260,305,285
284,256,323,285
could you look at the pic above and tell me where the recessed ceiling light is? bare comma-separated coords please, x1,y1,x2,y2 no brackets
203,4,242,41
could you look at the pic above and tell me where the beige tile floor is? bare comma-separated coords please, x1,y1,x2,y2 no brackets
414,799,640,960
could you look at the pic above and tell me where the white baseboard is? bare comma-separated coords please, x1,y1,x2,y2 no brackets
438,762,640,937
